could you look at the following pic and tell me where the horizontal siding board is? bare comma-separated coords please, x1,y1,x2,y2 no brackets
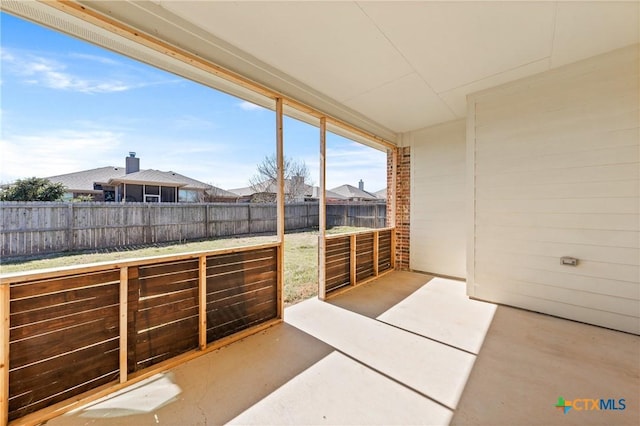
477,277,640,317
473,286,639,335
476,225,639,248
476,197,639,215
476,144,638,175
476,212,640,232
476,237,639,266
475,266,640,301
475,251,639,283
476,162,639,188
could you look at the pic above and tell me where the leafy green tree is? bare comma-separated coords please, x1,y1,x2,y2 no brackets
0,177,66,201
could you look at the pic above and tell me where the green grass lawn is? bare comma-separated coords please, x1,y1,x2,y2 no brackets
0,226,365,305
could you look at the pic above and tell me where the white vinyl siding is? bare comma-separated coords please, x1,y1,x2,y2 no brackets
468,45,639,334
410,119,466,278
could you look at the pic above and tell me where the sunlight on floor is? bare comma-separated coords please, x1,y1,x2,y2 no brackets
68,373,182,419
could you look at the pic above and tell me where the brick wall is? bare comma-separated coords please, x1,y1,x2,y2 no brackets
387,147,410,270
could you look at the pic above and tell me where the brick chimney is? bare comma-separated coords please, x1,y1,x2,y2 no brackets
358,179,364,191
125,152,139,174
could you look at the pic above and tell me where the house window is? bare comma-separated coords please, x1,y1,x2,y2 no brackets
145,195,160,203
179,189,199,202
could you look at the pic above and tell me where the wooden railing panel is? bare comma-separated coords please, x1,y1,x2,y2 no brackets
355,233,375,282
325,236,350,293
205,248,278,342
378,229,392,273
133,259,199,371
2,242,282,424
322,227,395,298
8,271,120,421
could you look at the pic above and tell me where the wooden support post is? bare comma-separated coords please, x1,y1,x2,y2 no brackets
276,98,285,319
1,284,9,426
318,117,327,300
119,267,128,384
350,234,357,286
199,255,207,350
373,230,379,276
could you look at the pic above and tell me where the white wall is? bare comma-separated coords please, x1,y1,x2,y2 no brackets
467,45,639,334
409,119,466,278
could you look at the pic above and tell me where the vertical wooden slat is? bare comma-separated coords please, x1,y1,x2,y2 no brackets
275,97,285,319
318,117,327,300
1,283,9,426
350,234,357,286
198,255,207,350
373,230,379,276
119,267,128,384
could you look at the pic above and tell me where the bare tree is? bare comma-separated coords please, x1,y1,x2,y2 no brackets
249,154,312,202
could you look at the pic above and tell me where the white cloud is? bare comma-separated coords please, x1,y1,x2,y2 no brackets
1,47,175,94
0,128,124,182
238,101,264,111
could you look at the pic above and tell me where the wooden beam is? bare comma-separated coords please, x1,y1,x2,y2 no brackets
39,1,396,151
198,255,207,351
118,267,128,384
373,231,379,277
318,117,327,300
1,284,9,426
275,98,285,319
349,234,357,286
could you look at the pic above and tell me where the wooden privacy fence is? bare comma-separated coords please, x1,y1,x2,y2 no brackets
323,228,395,298
0,202,386,258
0,242,282,425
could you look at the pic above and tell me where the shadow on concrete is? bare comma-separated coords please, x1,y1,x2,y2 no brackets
327,270,433,318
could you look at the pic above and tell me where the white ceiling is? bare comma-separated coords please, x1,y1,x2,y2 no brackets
55,1,635,138
151,1,639,134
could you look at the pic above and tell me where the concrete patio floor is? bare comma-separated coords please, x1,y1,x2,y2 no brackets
47,271,639,425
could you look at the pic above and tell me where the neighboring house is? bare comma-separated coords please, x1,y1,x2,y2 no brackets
373,188,386,200
329,180,379,202
46,152,233,202
229,176,315,203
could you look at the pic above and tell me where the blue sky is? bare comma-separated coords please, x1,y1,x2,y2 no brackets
0,12,387,192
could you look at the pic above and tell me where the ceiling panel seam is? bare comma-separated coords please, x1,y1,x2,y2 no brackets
355,1,458,118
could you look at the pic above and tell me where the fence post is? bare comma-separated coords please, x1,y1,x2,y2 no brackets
66,203,74,252
146,204,152,243
204,205,210,239
1,283,9,426
247,204,251,234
